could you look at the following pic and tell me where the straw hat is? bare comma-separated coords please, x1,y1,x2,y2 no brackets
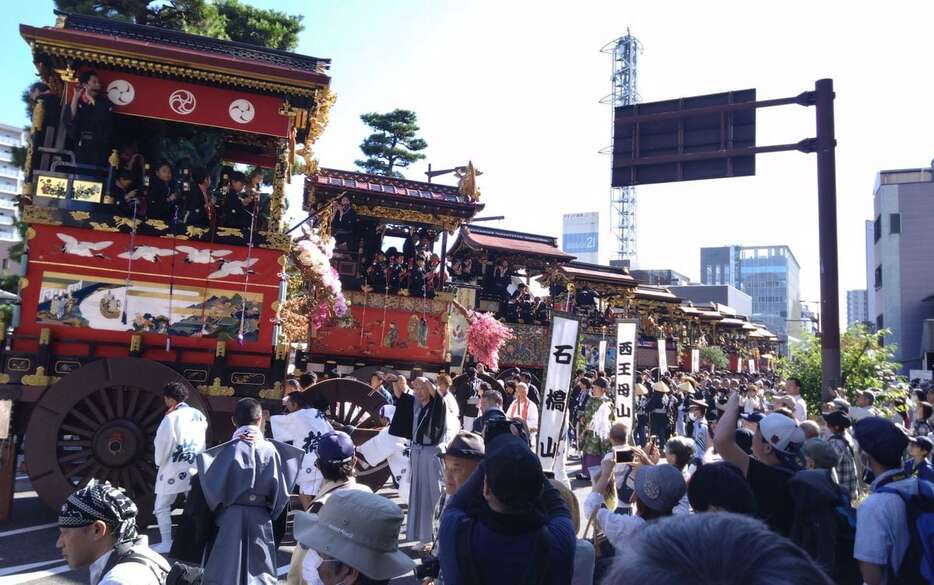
652,381,670,394
635,383,649,397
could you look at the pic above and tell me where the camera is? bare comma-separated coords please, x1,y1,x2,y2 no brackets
615,448,634,464
414,557,440,580
482,416,530,447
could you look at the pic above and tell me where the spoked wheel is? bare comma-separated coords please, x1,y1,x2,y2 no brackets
24,358,210,525
310,377,391,492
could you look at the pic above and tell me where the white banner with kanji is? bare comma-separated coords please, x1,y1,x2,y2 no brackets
691,348,700,373
614,321,638,432
537,315,579,471
658,337,668,374
598,339,607,372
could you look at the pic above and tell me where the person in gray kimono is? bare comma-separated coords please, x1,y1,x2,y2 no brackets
388,376,450,544
196,397,304,585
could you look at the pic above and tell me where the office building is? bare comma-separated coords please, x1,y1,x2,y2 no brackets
700,244,802,344
864,219,876,328
669,284,752,318
872,166,934,372
561,212,599,264
631,268,692,286
0,123,24,242
847,289,869,328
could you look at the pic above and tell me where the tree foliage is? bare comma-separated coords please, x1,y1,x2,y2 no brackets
53,0,303,50
700,346,728,370
355,110,428,178
777,324,900,414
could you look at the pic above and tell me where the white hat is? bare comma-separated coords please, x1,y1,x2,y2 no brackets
759,413,805,454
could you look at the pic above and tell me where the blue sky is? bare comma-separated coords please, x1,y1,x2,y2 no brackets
5,1,934,321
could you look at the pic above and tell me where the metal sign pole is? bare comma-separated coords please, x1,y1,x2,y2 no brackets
814,78,841,398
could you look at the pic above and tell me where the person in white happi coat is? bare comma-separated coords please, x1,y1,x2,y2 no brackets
358,404,411,502
270,391,334,510
152,381,208,554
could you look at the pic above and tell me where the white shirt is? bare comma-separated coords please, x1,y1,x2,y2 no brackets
89,542,167,585
791,395,807,422
582,491,645,551
442,391,461,444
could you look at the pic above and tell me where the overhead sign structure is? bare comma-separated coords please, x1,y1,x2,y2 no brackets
538,315,580,471
612,89,756,188
608,80,842,396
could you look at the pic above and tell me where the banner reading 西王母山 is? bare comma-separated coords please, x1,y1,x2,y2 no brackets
537,315,579,473
615,321,638,433
691,348,700,373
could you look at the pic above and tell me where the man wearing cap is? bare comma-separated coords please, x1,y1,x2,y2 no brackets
438,435,575,585
294,490,415,585
389,376,449,544
287,430,373,585
578,377,615,481
687,398,709,465
57,480,170,585
270,390,335,509
853,416,914,585
822,410,860,503
714,391,804,537
645,380,673,446
420,431,485,584
851,390,881,422
584,458,686,552
152,381,208,553
904,435,934,482
198,398,304,585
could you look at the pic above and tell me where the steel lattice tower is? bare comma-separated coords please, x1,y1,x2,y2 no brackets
601,30,642,264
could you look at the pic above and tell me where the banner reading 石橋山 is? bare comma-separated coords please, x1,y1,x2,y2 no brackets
658,337,668,374
537,315,579,472
615,321,638,432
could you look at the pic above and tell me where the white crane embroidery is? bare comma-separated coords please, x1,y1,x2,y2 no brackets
117,246,177,262
57,233,113,258
177,246,232,264
208,258,259,279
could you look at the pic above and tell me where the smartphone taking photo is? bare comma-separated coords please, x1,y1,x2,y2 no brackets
615,447,634,464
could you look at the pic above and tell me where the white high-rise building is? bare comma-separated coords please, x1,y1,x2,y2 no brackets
0,123,25,242
846,289,869,328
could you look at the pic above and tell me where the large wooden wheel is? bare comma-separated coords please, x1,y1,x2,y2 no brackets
23,358,210,524
309,377,392,492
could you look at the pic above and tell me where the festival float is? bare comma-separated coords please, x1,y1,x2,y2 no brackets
0,10,336,519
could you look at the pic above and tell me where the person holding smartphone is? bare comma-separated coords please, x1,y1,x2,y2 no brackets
65,70,114,167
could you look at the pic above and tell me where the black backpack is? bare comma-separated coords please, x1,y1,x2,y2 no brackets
455,517,550,585
100,543,170,584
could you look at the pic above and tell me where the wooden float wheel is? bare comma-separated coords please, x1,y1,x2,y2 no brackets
310,377,392,493
23,358,211,526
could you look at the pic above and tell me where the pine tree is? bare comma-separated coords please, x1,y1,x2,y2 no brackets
355,110,428,179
